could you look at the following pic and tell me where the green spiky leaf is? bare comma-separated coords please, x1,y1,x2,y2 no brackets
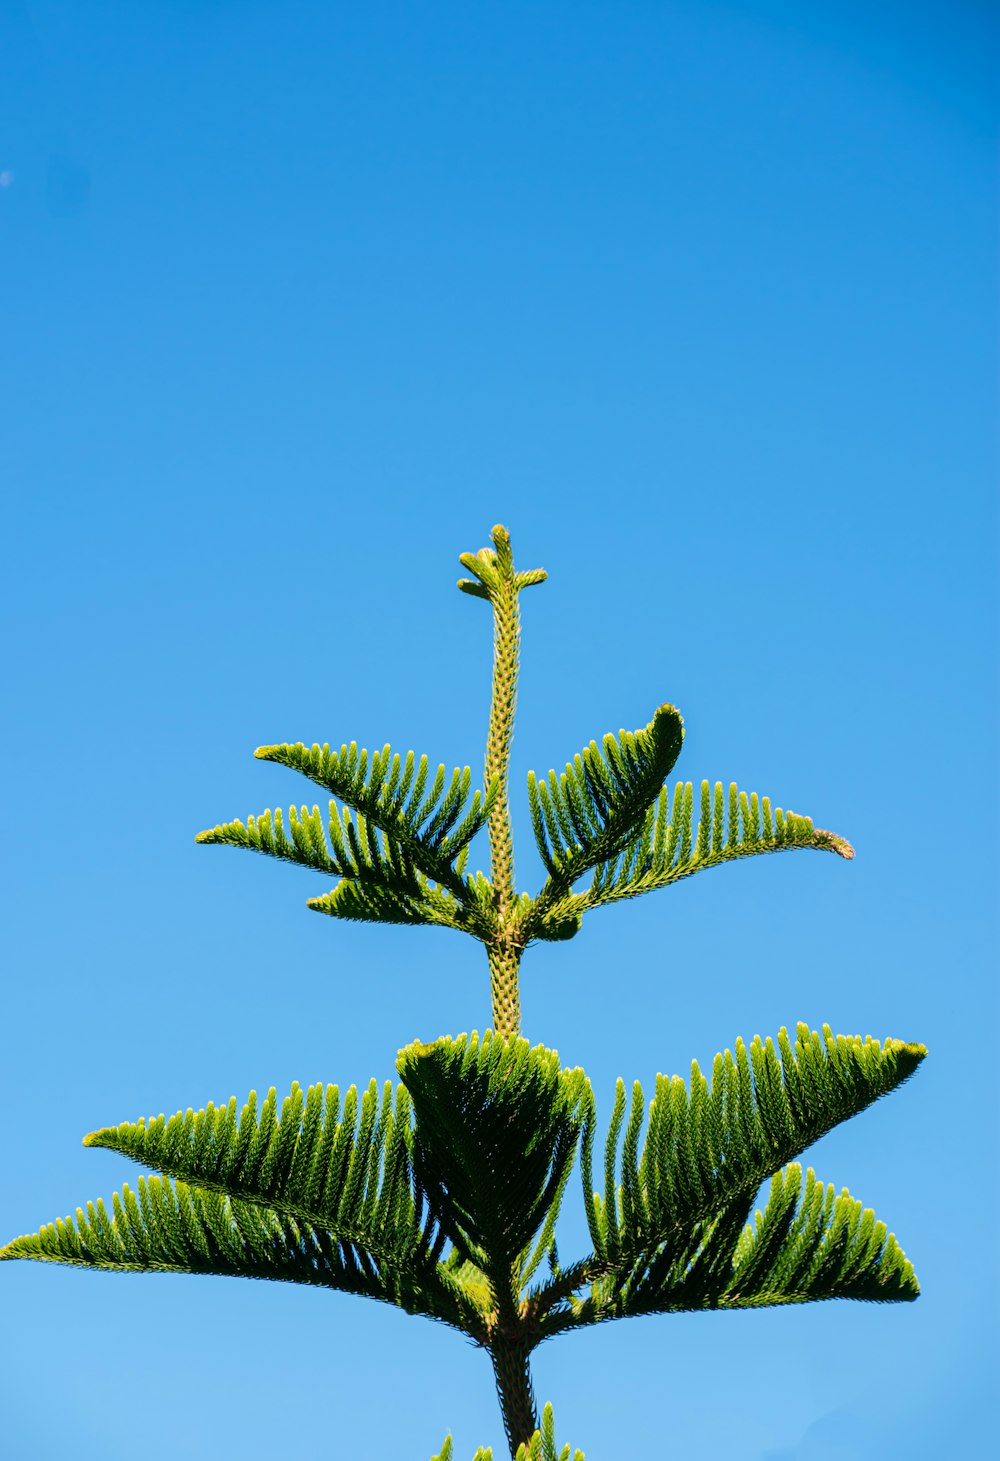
524,705,685,939
457,525,547,605
582,777,853,911
82,1079,429,1264
1,1078,475,1328
533,1024,923,1332
399,1034,585,1293
0,1174,442,1308
723,1163,919,1305
197,741,498,934
432,1403,584,1461
574,1163,917,1322
595,1023,922,1261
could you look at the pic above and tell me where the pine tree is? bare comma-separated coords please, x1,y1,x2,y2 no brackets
2,526,923,1459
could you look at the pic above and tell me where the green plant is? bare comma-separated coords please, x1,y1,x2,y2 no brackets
2,526,923,1459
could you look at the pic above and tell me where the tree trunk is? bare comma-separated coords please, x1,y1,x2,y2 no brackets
490,1338,538,1458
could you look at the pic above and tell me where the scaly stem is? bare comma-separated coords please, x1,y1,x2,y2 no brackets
458,525,546,1039
485,533,522,1037
487,938,522,1040
489,1335,539,1458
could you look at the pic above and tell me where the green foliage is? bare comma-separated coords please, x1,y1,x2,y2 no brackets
524,705,684,940
433,1403,585,1461
3,1077,470,1325
196,743,853,944
399,1034,585,1291
580,776,854,911
2,526,921,1459
527,707,684,887
2,1025,922,1333
514,1403,585,1461
727,1163,918,1305
197,742,498,935
523,1024,922,1334
521,713,853,940
457,540,548,600
82,1077,427,1266
582,1024,921,1266
194,571,851,953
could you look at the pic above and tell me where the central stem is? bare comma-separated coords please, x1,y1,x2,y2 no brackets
489,1336,539,1458
484,534,523,1038
457,527,550,1454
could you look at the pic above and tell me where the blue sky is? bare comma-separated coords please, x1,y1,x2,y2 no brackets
2,2,996,1457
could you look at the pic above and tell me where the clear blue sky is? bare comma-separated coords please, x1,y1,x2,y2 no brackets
2,2,995,1457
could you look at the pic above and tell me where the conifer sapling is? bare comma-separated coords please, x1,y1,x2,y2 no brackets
2,526,924,1460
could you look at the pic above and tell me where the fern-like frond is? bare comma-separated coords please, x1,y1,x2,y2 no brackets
564,1163,917,1324
306,866,483,933
0,1174,449,1313
523,706,684,939
258,742,497,876
196,742,498,933
398,1034,585,1317
593,1023,921,1262
515,1402,585,1461
533,1024,923,1332
583,778,853,910
431,1405,584,1461
430,1441,494,1461
2,1079,477,1328
723,1163,919,1305
83,1079,428,1267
